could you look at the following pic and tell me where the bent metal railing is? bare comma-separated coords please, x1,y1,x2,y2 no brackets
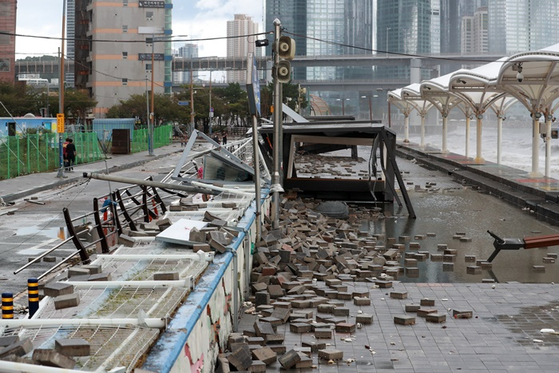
13,177,170,281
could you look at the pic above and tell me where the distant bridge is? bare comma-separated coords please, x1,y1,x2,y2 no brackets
15,53,505,95
15,53,504,76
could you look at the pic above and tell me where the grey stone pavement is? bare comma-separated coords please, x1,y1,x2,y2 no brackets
235,141,559,373
0,142,185,203
239,282,559,372
2,139,559,372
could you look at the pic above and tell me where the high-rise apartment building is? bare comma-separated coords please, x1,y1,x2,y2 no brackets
173,43,198,85
473,7,488,54
440,0,487,55
430,0,441,55
66,0,75,87
461,16,474,55
0,0,16,84
75,0,173,117
489,0,559,54
461,7,488,56
226,14,258,83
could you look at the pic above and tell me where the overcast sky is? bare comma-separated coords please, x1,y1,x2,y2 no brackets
15,0,264,58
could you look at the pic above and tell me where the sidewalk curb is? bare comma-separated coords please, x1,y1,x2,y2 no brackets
1,148,183,203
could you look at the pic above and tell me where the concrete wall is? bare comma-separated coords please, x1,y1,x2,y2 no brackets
142,194,271,373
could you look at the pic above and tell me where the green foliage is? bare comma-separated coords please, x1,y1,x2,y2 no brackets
107,93,188,125
0,82,96,118
65,89,97,119
260,81,308,118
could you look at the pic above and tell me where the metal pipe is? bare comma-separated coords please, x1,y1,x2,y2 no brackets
0,361,86,373
67,279,192,289
272,18,282,229
231,250,239,332
85,172,205,193
37,251,80,281
96,252,213,262
13,236,73,274
0,317,165,329
252,115,262,242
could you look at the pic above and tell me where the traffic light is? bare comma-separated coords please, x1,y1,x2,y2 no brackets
273,36,296,83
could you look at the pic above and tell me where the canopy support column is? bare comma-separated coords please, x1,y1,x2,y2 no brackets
475,115,484,163
420,115,426,148
530,115,541,177
442,115,448,153
465,116,471,158
497,115,503,164
545,115,552,178
404,115,410,143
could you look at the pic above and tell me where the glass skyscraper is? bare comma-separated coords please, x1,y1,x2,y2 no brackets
265,0,308,80
489,0,559,54
265,0,372,82
376,0,432,80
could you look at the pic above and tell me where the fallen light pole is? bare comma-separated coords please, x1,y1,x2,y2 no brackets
487,230,559,262
83,172,254,197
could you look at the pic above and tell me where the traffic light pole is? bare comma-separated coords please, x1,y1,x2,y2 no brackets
272,19,283,229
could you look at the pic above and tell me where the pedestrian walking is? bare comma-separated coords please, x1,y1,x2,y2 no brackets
222,133,227,145
65,138,76,172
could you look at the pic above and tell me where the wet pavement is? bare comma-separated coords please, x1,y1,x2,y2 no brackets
234,141,559,373
2,138,559,372
239,283,559,372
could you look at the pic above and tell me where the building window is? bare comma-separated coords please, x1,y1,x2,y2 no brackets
123,25,128,33
0,33,9,45
0,58,10,72
145,63,152,73
146,11,153,20
122,78,128,86
0,3,11,14
122,51,128,59
123,0,128,6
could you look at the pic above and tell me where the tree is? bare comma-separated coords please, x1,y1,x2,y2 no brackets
107,93,187,126
0,81,38,116
260,81,308,119
64,88,97,122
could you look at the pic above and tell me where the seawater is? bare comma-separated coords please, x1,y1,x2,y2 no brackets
407,123,559,177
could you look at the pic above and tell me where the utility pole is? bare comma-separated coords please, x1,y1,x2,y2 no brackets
56,1,66,179
272,19,283,229
190,67,195,135
149,34,155,156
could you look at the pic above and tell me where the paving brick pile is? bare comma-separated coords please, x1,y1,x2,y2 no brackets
215,197,477,372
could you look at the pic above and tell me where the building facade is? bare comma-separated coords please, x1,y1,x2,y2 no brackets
377,0,432,80
489,0,559,54
0,0,16,84
173,43,198,85
226,14,258,83
66,0,75,87
75,0,173,117
265,0,308,80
